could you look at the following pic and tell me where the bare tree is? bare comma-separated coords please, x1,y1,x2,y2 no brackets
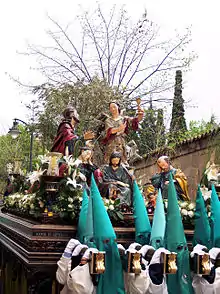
25,4,195,106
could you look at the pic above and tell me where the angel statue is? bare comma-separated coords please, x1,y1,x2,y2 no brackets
126,140,143,165
201,161,220,191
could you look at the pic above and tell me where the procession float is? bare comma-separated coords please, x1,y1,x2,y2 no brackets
0,100,218,293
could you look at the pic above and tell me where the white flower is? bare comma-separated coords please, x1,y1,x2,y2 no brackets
30,204,35,210
66,176,77,187
66,171,82,189
63,155,73,164
21,195,28,201
181,209,188,216
39,201,44,208
179,201,188,209
105,199,110,204
27,170,47,185
188,211,194,218
38,155,50,164
110,199,115,205
63,156,82,168
68,197,73,203
72,158,82,167
188,203,196,210
79,197,83,202
68,204,73,209
63,157,82,176
208,212,211,217
109,205,114,210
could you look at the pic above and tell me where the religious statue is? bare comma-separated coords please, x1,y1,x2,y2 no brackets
51,106,94,157
143,184,157,214
151,155,190,201
101,99,144,165
97,151,133,206
78,143,101,187
126,140,143,164
201,161,220,192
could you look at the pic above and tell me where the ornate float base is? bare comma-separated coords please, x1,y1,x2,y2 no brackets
0,210,194,294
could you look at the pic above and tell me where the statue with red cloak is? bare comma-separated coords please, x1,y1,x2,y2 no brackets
51,107,94,157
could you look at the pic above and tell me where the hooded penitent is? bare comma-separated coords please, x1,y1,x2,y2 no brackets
83,189,96,248
193,185,211,249
165,173,194,294
77,188,89,243
133,180,151,245
210,184,220,247
150,189,166,249
90,174,125,294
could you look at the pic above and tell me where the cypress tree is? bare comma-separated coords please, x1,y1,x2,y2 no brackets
156,108,166,147
138,108,157,154
169,70,187,141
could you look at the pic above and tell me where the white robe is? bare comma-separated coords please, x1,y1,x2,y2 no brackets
124,270,150,294
124,267,168,294
67,263,96,294
56,256,96,294
147,274,168,294
192,267,220,294
56,255,168,294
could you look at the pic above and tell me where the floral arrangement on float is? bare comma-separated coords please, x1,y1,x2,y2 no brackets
144,185,212,229
3,154,212,229
3,153,83,223
3,153,125,224
163,199,196,228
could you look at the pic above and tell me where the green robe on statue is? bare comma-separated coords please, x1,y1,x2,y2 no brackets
151,168,189,201
102,165,132,206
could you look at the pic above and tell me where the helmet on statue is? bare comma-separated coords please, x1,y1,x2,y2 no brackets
63,106,80,123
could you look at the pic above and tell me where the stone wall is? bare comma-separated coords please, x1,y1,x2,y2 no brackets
134,130,220,199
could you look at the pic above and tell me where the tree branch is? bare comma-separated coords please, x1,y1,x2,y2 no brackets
98,5,115,83
28,44,80,81
123,32,156,89
126,36,187,97
46,29,89,80
48,15,92,82
83,11,106,80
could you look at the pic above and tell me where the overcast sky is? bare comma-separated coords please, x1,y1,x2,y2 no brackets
0,0,219,134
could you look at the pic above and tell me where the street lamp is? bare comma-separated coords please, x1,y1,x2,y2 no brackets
8,118,34,172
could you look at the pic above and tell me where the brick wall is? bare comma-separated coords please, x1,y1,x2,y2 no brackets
134,131,220,199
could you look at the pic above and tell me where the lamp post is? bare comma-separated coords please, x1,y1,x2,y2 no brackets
8,118,34,172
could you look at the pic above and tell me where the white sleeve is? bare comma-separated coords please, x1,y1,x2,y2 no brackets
215,267,220,292
124,269,150,294
67,263,95,294
56,256,71,285
147,275,168,294
192,267,220,294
